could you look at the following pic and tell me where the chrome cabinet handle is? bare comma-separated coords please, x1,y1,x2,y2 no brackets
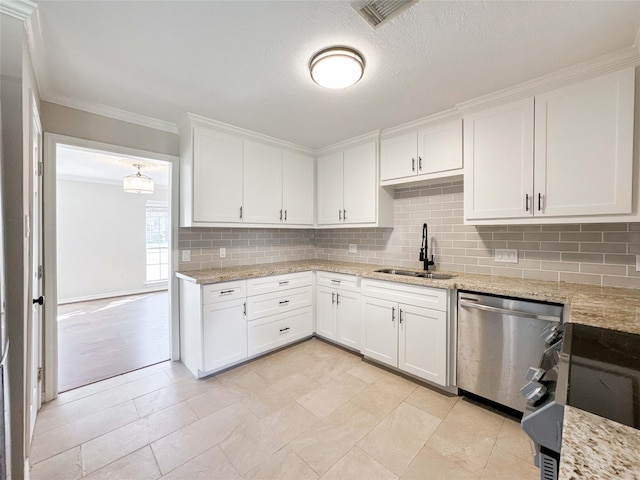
284,209,287,221
332,292,335,304
240,206,243,219
280,209,283,221
399,308,403,324
392,307,395,322
339,209,342,221
279,281,289,286
418,157,422,171
538,193,543,212
243,302,246,316
412,158,415,171
279,300,290,305
343,210,347,220
331,279,341,284
525,194,530,212
279,327,290,333
220,289,234,295
459,299,561,322
336,293,340,305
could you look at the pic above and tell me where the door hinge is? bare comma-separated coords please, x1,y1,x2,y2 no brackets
37,367,42,382
38,265,43,279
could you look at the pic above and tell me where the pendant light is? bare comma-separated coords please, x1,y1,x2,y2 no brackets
309,47,365,89
123,163,154,194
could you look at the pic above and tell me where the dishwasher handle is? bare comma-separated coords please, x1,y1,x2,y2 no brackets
459,298,561,323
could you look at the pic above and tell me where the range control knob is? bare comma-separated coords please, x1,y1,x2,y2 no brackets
525,367,545,382
541,324,561,345
520,381,547,403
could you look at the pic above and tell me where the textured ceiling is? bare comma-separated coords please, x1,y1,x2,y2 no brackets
32,1,640,149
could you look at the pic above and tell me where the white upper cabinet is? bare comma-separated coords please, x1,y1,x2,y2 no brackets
243,139,283,224
464,67,635,224
317,137,394,227
282,151,315,225
190,126,244,224
464,98,535,221
380,118,463,186
534,69,634,217
180,115,315,228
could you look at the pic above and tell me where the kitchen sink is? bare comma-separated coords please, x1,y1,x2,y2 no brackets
374,269,456,280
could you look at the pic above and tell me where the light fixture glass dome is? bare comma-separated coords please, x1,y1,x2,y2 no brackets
123,164,154,194
310,47,365,89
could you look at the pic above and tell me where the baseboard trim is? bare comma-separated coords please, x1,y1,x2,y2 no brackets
58,286,168,305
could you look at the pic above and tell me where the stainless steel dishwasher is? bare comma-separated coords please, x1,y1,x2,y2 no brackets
457,292,563,412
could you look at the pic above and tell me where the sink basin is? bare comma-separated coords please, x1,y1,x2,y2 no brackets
374,269,422,277
374,269,456,280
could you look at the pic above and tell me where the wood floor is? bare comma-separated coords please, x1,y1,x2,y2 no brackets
57,291,170,393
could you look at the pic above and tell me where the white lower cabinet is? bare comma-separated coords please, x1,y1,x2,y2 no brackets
246,272,314,356
315,272,361,351
179,278,248,378
361,279,449,386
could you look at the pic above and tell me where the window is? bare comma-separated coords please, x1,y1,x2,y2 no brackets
146,201,169,283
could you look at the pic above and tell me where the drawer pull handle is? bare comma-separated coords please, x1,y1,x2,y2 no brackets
392,307,395,322
279,327,290,333
331,279,341,284
332,292,335,304
279,281,289,285
220,290,234,295
279,300,290,305
336,293,340,305
243,302,246,316
399,308,403,324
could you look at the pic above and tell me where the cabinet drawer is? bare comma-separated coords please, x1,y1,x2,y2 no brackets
361,279,447,311
246,271,312,296
202,280,246,305
316,271,360,291
247,286,312,321
248,306,313,356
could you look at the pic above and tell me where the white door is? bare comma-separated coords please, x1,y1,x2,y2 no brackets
360,297,397,368
316,152,344,225
315,286,336,340
202,299,247,372
417,119,463,175
335,290,361,351
29,95,43,439
380,132,416,181
398,304,447,386
243,140,283,224
282,151,315,225
193,126,244,223
534,68,634,217
343,142,376,224
464,98,534,221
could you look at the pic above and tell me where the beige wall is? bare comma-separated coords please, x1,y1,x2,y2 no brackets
40,101,179,157
178,181,640,289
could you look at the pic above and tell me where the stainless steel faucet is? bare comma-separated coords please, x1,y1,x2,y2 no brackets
419,223,435,271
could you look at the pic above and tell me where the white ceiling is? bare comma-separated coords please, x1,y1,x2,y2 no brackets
32,1,640,149
56,144,170,186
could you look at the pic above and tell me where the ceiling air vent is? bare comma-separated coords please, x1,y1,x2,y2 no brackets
352,0,418,28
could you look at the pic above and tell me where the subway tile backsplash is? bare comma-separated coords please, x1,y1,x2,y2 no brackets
178,180,640,289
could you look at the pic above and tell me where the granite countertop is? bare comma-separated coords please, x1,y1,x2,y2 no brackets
177,259,640,335
177,259,640,479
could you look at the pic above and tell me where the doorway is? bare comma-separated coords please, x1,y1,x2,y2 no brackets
43,136,179,398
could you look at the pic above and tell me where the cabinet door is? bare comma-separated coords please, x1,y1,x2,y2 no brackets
464,98,534,221
380,132,417,181
202,299,247,372
193,126,244,223
534,68,634,217
335,290,361,351
282,151,315,225
398,304,447,386
418,119,463,175
343,142,377,224
361,297,397,368
243,139,283,224
315,286,336,340
317,152,344,225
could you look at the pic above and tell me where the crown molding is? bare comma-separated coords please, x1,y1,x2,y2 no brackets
43,93,179,134
0,0,36,20
315,130,380,155
380,108,461,138
456,46,640,113
185,113,315,154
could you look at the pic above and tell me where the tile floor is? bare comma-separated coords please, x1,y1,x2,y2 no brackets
31,338,538,480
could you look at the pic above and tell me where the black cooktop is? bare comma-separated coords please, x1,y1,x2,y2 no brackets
566,323,640,429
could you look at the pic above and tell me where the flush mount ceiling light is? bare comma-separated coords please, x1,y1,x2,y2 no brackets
123,163,154,194
309,47,365,89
